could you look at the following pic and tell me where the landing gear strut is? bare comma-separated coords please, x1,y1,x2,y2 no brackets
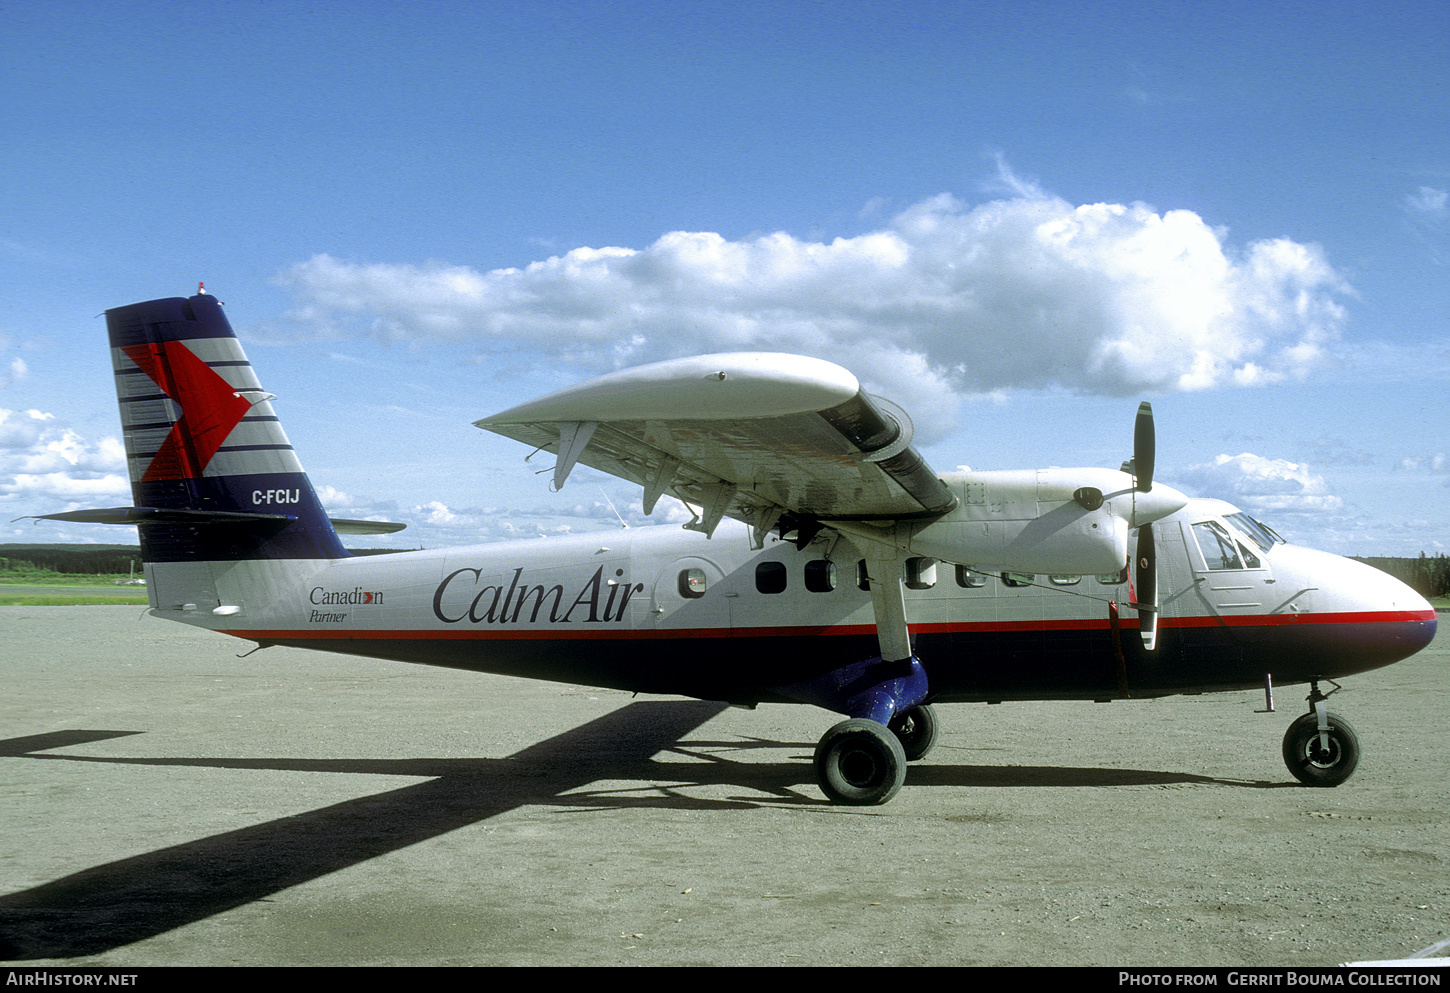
796,541,932,806
1281,679,1360,787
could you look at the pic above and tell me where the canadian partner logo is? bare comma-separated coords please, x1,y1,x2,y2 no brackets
311,587,383,605
308,586,383,623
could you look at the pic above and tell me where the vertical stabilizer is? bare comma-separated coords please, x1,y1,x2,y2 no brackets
106,293,347,566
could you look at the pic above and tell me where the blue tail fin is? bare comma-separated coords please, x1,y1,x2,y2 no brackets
105,292,348,563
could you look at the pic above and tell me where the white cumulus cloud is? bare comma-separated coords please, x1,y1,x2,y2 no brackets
275,185,1351,438
1180,453,1343,515
0,407,129,511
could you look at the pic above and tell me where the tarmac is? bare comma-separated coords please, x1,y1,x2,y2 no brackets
1,605,1446,967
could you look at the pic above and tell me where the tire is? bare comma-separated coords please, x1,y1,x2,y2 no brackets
889,704,939,761
814,718,907,805
1282,711,1360,787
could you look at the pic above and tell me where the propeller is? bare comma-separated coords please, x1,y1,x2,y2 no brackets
1125,401,1159,649
1132,401,1154,492
1135,521,1158,650
1076,400,1168,651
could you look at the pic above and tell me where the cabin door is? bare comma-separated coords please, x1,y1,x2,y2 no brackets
652,554,735,634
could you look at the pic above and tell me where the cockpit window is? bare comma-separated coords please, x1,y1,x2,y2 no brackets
1225,512,1282,553
1192,521,1261,570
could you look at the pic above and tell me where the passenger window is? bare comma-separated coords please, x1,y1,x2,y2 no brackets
955,565,988,588
905,557,937,590
1001,572,1034,588
805,559,837,593
1097,567,1128,585
679,568,707,599
1049,575,1080,586
755,561,787,594
857,559,871,591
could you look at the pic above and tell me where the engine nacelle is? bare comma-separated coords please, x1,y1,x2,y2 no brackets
904,467,1185,576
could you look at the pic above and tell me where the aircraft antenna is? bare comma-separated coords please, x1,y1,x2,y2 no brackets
600,486,628,528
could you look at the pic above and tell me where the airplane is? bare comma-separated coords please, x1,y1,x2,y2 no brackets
31,289,1438,805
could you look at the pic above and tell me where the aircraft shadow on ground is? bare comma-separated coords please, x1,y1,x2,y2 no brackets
0,702,1272,960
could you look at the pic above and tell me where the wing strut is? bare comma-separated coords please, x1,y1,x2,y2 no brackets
861,538,913,664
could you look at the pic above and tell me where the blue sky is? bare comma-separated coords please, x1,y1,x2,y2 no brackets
2,0,1446,555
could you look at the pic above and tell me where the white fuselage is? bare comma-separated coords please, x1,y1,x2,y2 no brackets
146,497,1436,705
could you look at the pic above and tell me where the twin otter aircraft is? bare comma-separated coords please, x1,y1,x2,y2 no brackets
43,291,1438,804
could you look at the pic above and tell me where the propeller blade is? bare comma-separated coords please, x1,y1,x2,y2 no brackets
1135,522,1158,651
1133,401,1155,492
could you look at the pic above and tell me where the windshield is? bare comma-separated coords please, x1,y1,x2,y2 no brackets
1193,521,1260,570
1225,512,1283,553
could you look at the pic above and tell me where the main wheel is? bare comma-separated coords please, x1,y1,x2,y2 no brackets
889,704,939,761
814,718,907,805
1282,711,1360,787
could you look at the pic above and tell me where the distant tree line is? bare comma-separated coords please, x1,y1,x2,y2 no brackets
1353,553,1450,599
0,545,143,576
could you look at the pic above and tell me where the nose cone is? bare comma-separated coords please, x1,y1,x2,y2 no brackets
1353,562,1438,661
1376,571,1438,656
1130,482,1189,528
1333,550,1435,620
1276,545,1438,671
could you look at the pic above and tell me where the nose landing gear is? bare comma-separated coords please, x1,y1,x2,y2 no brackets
1282,679,1360,787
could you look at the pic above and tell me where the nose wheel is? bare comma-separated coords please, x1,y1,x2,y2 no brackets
1281,681,1360,787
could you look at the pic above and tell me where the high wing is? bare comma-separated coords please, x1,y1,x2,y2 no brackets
477,351,1190,670
474,353,956,544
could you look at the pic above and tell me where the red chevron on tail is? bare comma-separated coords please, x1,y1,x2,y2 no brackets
121,340,253,482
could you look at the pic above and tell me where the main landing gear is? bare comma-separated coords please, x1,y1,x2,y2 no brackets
793,540,937,806
813,704,938,806
1281,680,1360,787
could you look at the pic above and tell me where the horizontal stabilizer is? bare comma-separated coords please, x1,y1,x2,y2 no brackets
329,517,407,535
23,507,404,535
22,506,296,526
